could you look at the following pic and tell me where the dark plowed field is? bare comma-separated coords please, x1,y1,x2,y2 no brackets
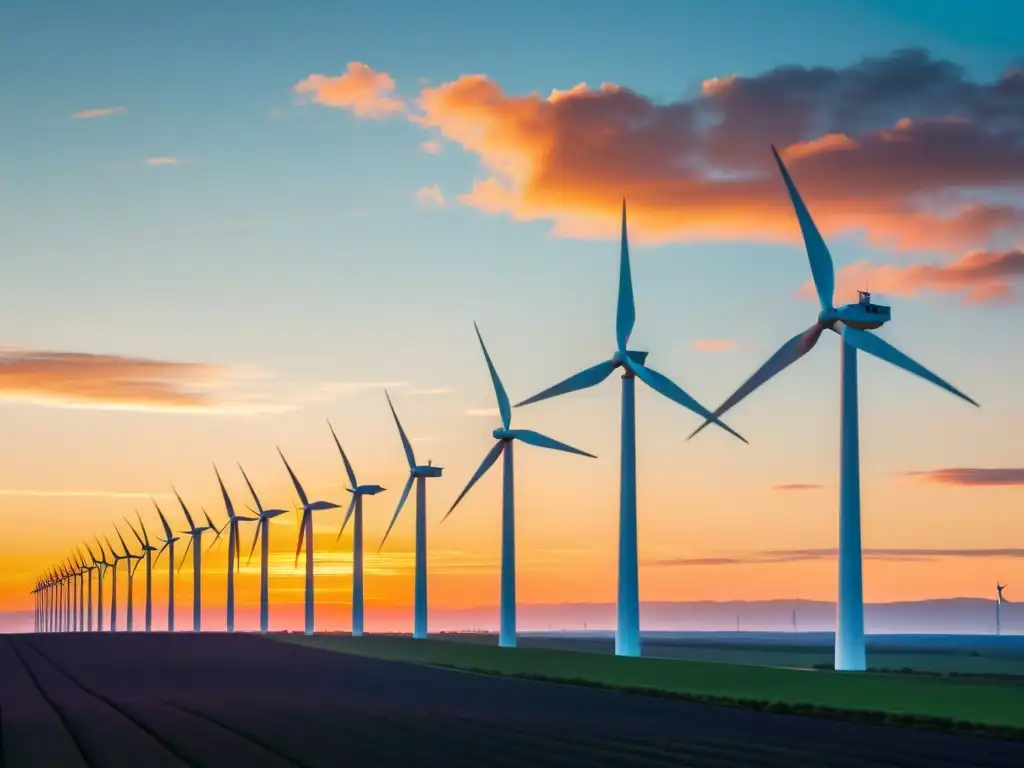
1,633,1022,767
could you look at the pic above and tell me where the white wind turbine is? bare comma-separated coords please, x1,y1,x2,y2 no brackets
689,147,978,671
380,391,443,640
105,533,126,632
279,447,340,636
92,539,112,631
209,465,258,632
328,420,386,638
444,322,596,648
240,464,289,634
77,548,93,631
174,489,217,632
126,513,158,632
153,500,179,631
115,523,142,632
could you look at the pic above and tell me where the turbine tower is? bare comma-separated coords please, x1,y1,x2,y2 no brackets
92,539,112,631
329,421,386,638
126,513,157,631
240,464,288,634
174,489,215,632
380,391,443,640
516,201,745,657
75,550,90,631
444,322,596,648
115,523,142,631
997,583,1008,636
689,147,978,671
106,533,126,632
153,500,179,631
279,448,340,636
211,465,258,633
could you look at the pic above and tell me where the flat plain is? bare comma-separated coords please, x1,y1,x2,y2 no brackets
1,632,1022,767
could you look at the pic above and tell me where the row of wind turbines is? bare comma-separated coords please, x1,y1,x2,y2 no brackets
30,147,979,671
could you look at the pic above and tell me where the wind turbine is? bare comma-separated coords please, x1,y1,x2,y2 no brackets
516,201,745,657
66,557,80,631
153,500,179,631
210,465,258,632
997,583,1008,636
59,563,71,632
443,322,596,648
115,523,142,632
279,448,340,635
689,147,978,671
126,513,157,631
328,421,386,638
240,465,288,634
106,533,127,632
174,489,215,632
380,391,443,640
93,539,112,631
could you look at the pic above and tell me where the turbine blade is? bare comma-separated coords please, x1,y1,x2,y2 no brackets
771,145,835,311
327,420,359,488
235,527,241,572
206,525,223,553
474,322,511,429
379,474,415,552
247,522,261,566
337,496,357,544
689,324,823,439
840,326,979,407
214,464,236,519
441,441,505,524
278,447,310,507
385,390,416,469
136,509,150,546
153,542,168,568
294,510,309,568
154,500,173,539
238,464,264,514
178,536,193,574
125,515,145,548
173,487,196,529
515,360,617,408
630,361,747,443
616,199,635,351
508,429,596,458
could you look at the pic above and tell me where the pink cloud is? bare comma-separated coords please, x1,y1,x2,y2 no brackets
294,62,404,118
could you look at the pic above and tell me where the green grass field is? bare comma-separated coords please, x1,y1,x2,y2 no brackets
278,633,1024,735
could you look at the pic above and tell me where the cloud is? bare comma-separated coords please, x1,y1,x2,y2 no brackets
415,184,445,208
466,407,499,417
374,49,1024,269
293,62,404,118
693,339,738,353
806,249,1024,305
0,489,174,499
771,483,824,492
650,548,1024,566
904,468,1024,487
145,156,182,167
420,140,443,154
408,387,453,395
72,106,124,120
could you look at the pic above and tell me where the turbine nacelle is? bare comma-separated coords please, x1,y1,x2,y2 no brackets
611,349,648,367
260,508,289,519
349,484,386,495
303,500,340,512
492,427,513,440
829,292,891,331
413,464,443,478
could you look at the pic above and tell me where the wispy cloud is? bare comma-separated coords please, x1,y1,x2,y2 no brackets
72,106,124,120
771,483,824,492
408,387,453,396
296,381,407,405
903,468,1024,486
649,548,1024,566
145,156,182,167
420,140,442,155
693,339,738,353
415,184,445,208
466,407,499,417
293,62,405,118
0,489,174,499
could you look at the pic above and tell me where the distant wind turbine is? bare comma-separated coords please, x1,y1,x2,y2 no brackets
444,322,595,648
210,465,258,632
106,533,127,632
997,583,1008,636
174,488,216,632
380,391,443,640
93,538,112,631
279,448,340,635
328,420,386,638
240,464,288,634
76,549,92,631
516,201,746,657
688,147,978,671
153,500,179,631
126,513,157,632
115,523,142,631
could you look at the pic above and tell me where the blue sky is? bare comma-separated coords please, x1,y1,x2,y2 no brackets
0,0,1021,619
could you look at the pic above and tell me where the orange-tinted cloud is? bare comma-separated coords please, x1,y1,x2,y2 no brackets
905,468,1024,486
415,184,445,207
294,62,404,118
693,339,738,352
404,49,1024,254
807,249,1024,304
72,106,124,119
652,548,1024,566
0,348,223,411
145,156,182,167
771,483,824,492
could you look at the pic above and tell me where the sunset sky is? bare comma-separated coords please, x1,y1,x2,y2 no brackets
2,0,1022,632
